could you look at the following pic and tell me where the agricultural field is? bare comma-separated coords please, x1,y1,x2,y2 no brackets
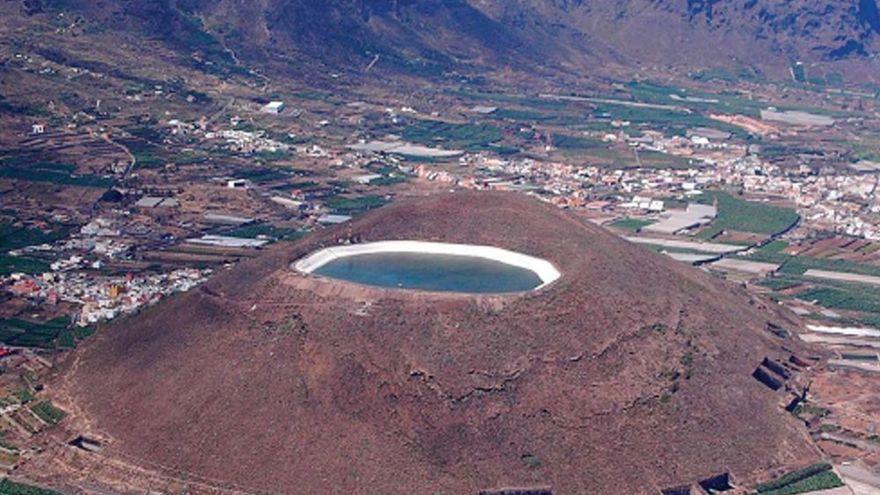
588,101,748,138
786,236,880,265
366,175,407,186
0,160,112,189
232,166,297,184
323,195,388,215
758,277,803,292
747,250,880,278
757,268,880,326
131,149,164,170
636,150,696,170
624,81,765,117
253,150,293,164
609,218,655,231
795,284,880,315
0,256,50,276
696,191,799,239
445,88,571,113
755,463,844,495
0,317,79,349
29,401,65,426
489,107,585,126
222,223,305,242
400,119,504,152
0,221,70,276
0,479,60,495
550,133,604,151
729,236,880,324
0,222,70,252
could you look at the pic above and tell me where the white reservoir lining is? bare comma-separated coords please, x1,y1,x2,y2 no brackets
294,240,561,289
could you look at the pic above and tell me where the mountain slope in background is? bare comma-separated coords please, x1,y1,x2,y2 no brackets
477,0,880,83
19,0,880,82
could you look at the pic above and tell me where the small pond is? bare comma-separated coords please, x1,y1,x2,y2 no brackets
313,252,544,293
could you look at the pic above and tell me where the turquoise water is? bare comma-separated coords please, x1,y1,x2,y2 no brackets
313,252,543,293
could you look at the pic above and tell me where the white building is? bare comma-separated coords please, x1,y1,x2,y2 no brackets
354,174,382,185
317,214,352,225
261,101,285,114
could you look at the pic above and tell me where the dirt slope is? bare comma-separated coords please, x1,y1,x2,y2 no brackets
63,191,818,494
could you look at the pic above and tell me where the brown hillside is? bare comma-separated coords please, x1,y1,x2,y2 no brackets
62,191,818,494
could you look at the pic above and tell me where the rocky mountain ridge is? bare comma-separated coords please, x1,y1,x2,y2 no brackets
20,0,880,81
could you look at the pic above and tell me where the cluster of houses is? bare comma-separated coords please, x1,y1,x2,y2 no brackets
6,268,209,326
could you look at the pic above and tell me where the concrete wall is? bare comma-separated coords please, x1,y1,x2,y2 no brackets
293,240,561,289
